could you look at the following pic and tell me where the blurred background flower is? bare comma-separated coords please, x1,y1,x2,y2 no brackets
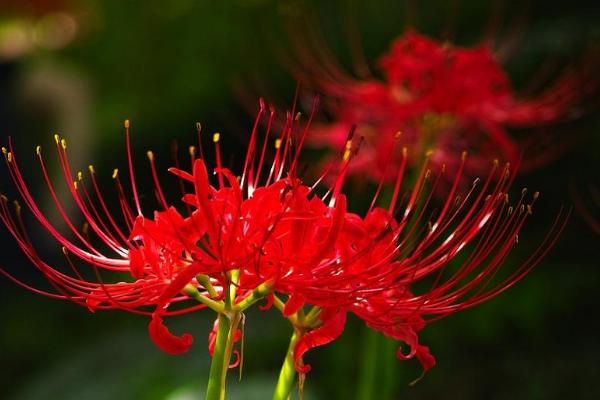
1,1,599,399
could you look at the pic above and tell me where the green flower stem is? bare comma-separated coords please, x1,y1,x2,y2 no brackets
356,328,379,400
183,284,224,313
205,311,241,400
233,280,273,312
273,329,302,400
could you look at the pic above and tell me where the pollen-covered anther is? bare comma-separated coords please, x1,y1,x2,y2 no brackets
147,150,154,161
124,119,130,129
61,139,67,149
77,171,83,181
112,168,119,179
274,138,282,149
88,165,95,174
36,146,41,155
189,146,196,157
213,133,220,143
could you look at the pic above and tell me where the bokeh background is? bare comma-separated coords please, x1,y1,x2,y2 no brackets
1,1,599,399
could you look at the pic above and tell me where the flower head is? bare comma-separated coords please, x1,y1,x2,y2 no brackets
292,30,595,182
1,99,567,376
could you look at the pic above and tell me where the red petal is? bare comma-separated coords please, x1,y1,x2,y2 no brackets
128,247,145,278
148,314,193,354
283,293,305,317
259,294,274,311
294,308,347,373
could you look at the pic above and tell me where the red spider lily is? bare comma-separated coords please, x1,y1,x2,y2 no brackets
0,99,567,382
292,30,595,182
289,147,568,374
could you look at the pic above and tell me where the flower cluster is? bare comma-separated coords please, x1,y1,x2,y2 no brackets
0,100,566,397
296,30,593,182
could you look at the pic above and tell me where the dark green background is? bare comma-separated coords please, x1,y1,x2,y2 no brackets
1,1,599,399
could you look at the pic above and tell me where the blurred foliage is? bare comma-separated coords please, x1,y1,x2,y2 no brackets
1,0,599,399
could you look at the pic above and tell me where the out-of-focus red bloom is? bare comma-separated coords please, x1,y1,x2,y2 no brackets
296,30,595,182
0,99,567,377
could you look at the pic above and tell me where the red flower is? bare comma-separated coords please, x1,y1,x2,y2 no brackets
294,30,595,182
1,99,567,377
287,149,568,373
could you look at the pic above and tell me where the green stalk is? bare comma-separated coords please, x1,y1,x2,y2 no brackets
273,329,302,400
205,312,241,400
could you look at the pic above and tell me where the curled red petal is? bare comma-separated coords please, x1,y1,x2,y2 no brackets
229,350,241,369
415,344,436,372
148,314,193,355
294,308,347,373
259,294,274,311
283,293,305,317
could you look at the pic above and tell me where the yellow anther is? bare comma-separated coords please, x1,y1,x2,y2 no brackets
213,132,220,143
73,181,78,190
274,138,282,149
124,119,130,129
189,146,196,157
61,139,67,149
425,149,434,157
112,168,119,179
36,146,41,155
54,134,60,143
77,171,83,181
461,150,467,160
345,140,352,150
7,152,12,162
88,165,95,174
343,149,351,161
147,150,154,161
402,146,408,157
